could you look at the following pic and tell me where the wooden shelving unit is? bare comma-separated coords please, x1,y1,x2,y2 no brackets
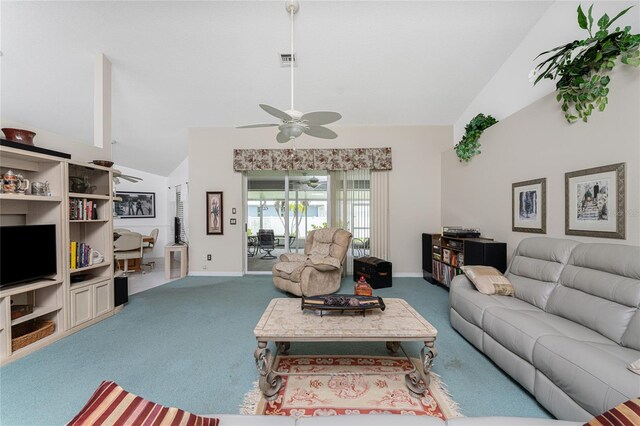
0,146,116,364
0,145,66,362
66,161,114,330
423,233,507,288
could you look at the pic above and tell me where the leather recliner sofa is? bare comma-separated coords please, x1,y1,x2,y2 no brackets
449,237,640,422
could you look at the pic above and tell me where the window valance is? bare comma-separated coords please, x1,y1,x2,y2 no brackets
233,148,392,171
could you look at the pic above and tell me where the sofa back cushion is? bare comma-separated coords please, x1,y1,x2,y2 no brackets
505,237,579,310
546,243,640,349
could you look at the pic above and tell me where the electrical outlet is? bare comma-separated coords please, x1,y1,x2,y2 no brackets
207,254,212,261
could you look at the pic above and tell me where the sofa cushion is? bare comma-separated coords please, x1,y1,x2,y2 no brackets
450,276,541,329
482,308,566,363
461,266,514,295
583,398,640,426
548,243,640,348
505,237,579,310
533,335,640,415
68,381,218,426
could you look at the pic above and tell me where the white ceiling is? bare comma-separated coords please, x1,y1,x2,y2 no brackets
1,1,553,176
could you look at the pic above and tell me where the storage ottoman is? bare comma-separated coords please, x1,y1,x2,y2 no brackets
353,257,392,289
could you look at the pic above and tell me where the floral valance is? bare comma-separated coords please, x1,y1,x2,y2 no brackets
233,148,392,171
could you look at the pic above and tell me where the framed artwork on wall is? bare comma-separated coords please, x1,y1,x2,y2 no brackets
565,162,625,239
512,178,546,233
206,191,223,235
114,191,156,218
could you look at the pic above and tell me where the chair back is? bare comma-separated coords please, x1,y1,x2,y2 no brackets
114,232,143,258
305,228,352,265
258,229,275,249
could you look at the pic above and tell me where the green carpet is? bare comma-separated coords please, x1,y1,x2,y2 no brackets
0,276,551,425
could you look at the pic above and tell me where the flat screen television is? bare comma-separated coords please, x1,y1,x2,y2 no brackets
0,224,57,288
174,217,181,244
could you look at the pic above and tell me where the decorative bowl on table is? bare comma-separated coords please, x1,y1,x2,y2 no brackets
2,128,36,145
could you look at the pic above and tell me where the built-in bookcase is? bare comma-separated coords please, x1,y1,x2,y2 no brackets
0,147,116,364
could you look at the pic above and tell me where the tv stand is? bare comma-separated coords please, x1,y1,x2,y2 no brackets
165,244,188,280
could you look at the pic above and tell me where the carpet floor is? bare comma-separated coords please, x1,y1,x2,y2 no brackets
0,276,552,425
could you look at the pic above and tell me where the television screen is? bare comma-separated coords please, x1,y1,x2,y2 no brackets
0,224,57,288
174,217,181,244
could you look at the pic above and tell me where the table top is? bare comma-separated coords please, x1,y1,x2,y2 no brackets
254,298,437,342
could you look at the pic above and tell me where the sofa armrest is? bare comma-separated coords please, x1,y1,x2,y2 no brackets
451,273,473,290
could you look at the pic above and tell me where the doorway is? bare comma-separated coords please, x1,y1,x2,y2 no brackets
246,171,328,273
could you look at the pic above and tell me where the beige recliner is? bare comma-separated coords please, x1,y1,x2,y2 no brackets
272,228,352,297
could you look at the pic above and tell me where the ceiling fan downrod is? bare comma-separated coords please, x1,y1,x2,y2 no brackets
286,0,299,116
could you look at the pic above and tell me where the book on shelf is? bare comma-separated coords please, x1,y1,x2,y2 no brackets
70,241,93,269
69,198,98,220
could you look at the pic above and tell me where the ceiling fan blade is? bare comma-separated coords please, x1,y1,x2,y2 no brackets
301,111,342,126
120,175,143,183
305,125,338,139
276,132,291,144
260,104,292,121
236,123,279,129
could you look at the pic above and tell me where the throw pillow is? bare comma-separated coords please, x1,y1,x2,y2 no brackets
583,398,640,426
67,381,218,426
629,359,640,375
461,265,514,296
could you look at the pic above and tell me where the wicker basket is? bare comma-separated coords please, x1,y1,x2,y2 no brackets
11,319,55,351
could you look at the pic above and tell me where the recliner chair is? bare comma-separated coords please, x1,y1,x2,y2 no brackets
272,227,352,296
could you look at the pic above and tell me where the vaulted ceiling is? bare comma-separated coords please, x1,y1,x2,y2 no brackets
1,1,553,175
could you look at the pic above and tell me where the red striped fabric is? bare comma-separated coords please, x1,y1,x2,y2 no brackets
584,399,640,426
67,381,218,426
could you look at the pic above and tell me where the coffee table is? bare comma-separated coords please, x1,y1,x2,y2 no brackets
253,297,438,399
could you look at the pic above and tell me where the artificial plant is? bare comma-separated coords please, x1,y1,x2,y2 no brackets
455,113,498,162
532,4,640,123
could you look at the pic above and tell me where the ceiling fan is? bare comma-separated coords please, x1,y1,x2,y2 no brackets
112,169,143,185
237,0,341,144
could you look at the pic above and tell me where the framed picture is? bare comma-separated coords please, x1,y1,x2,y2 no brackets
114,191,156,218
206,191,223,235
512,178,546,233
565,162,625,239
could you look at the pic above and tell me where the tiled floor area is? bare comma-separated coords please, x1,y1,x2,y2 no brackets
120,256,182,295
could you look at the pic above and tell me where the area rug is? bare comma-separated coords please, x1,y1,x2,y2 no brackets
241,355,462,418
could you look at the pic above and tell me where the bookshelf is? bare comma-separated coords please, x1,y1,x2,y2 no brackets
66,162,114,329
422,233,507,288
0,145,66,362
0,145,117,364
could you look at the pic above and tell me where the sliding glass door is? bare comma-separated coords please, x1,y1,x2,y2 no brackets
246,171,327,273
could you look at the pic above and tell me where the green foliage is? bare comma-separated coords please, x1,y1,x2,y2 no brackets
310,222,328,230
532,4,640,123
455,114,498,162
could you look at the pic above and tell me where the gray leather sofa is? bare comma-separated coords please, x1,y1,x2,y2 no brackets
450,237,640,422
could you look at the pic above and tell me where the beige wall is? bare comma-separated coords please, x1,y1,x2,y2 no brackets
188,126,452,275
442,67,640,256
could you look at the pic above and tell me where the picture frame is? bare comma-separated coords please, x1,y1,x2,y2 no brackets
512,178,546,233
206,191,223,235
114,191,156,218
565,162,625,239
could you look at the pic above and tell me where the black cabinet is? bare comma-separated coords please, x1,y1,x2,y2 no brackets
422,233,506,287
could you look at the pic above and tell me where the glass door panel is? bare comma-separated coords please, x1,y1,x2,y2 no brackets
246,171,328,273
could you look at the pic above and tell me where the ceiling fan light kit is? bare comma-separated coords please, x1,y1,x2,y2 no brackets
237,0,341,144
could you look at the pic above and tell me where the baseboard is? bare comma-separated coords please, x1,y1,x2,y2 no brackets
188,271,243,277
392,273,423,278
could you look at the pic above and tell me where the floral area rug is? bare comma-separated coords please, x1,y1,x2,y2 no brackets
241,355,462,418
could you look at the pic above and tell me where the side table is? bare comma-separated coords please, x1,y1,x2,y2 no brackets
165,244,188,279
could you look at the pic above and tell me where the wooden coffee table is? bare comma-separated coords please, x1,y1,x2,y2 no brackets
253,297,438,399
